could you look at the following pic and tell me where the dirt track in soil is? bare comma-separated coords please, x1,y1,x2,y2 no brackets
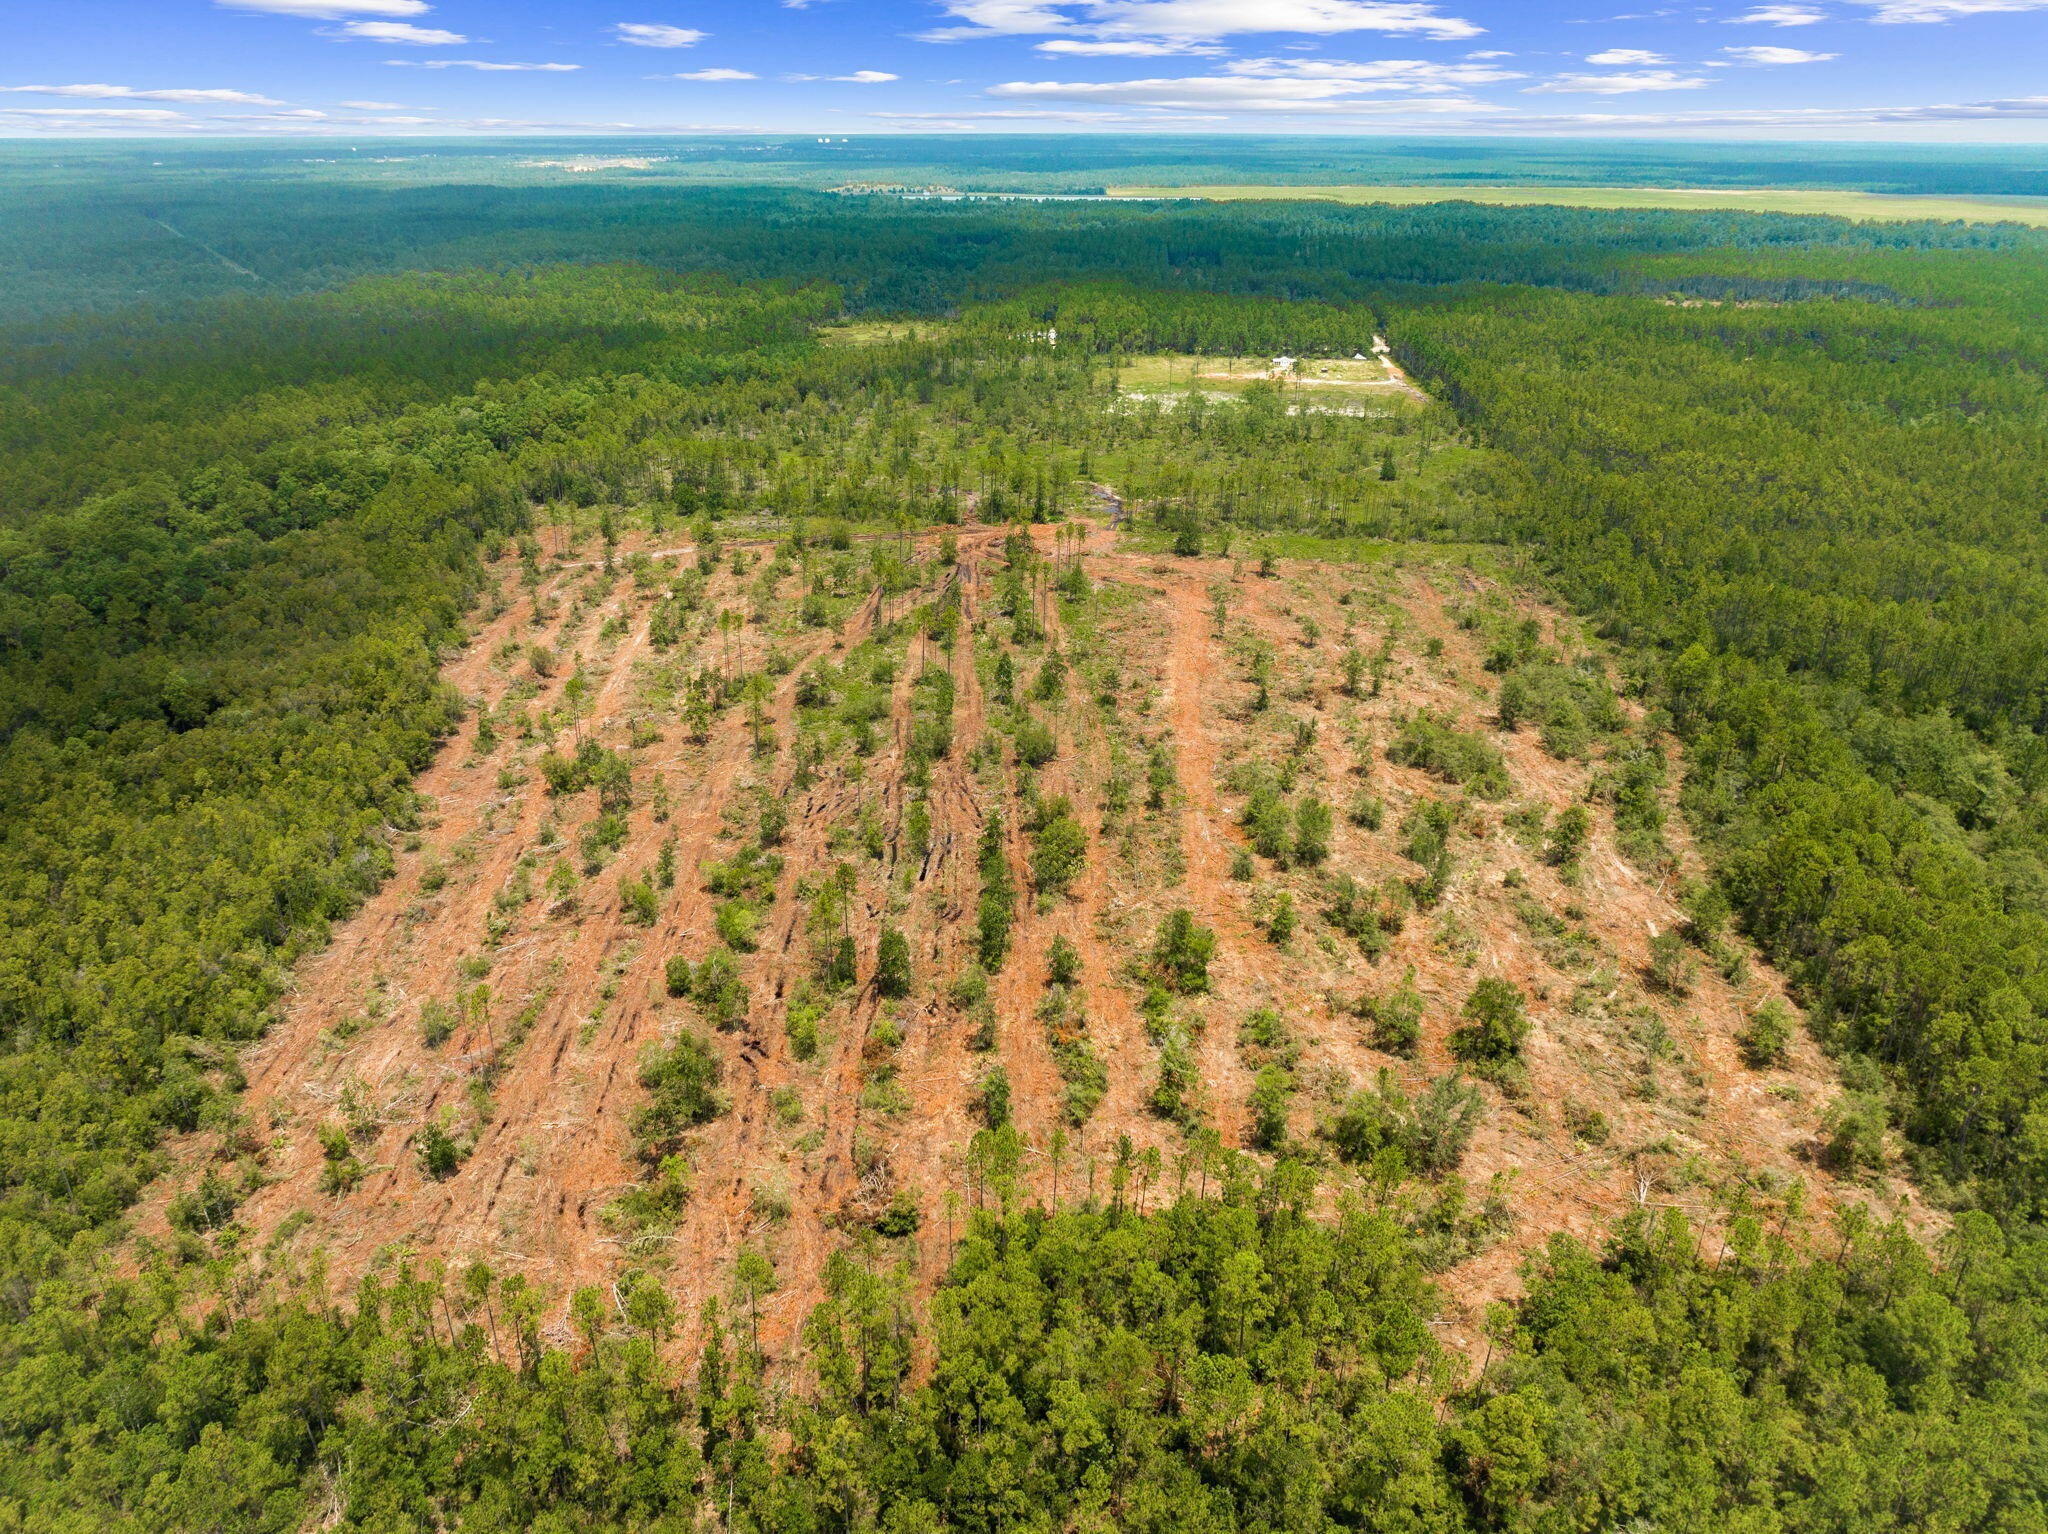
139,519,1918,1370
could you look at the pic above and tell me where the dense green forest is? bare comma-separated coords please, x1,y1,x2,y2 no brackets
0,165,2036,323
3,185,2048,1529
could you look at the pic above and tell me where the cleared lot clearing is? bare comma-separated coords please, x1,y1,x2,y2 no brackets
1114,350,1430,406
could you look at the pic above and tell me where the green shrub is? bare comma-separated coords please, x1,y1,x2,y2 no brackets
1325,1070,1482,1177
1146,743,1177,810
1821,1093,1889,1177
976,812,1016,970
1150,909,1216,994
619,876,659,927
664,955,694,997
1647,929,1695,995
1048,934,1082,987
168,1168,241,1232
414,1123,465,1182
1402,799,1459,907
1014,715,1058,768
1740,999,1795,1069
1361,969,1426,1056
873,1191,922,1237
1408,1075,1487,1175
1450,978,1529,1065
419,999,457,1048
1546,804,1591,868
1242,783,1293,864
1031,811,1089,896
786,1004,823,1062
692,949,749,1030
822,934,858,990
1054,1040,1107,1125
1389,711,1511,799
1238,1006,1298,1069
1150,1031,1200,1124
609,1154,692,1231
1564,1100,1610,1145
715,900,761,953
632,1030,727,1165
1496,661,1624,760
1249,1065,1294,1150
1323,875,1392,960
1293,796,1333,866
976,892,1013,971
979,1064,1013,1128
876,926,913,998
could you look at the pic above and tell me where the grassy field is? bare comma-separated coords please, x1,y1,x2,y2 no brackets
1111,353,1422,404
1116,353,1394,385
1107,183,2048,227
817,320,957,345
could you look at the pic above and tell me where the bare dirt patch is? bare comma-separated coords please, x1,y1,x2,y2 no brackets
140,519,1915,1372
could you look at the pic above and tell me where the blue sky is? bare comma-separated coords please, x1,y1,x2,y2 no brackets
6,0,2048,140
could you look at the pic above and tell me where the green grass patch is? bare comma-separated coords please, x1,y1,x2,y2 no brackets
818,320,959,346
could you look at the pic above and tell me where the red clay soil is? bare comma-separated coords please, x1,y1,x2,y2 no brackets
137,519,1922,1374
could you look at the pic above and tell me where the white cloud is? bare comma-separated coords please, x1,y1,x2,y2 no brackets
669,67,757,79
1464,47,1512,56
0,106,787,135
1035,37,1225,52
874,107,1221,119
1483,93,2048,128
1585,47,1667,62
924,1,1483,44
338,98,410,107
338,20,465,42
1848,0,2048,16
388,59,581,69
949,87,2048,133
922,1,1076,33
1528,68,1708,92
1230,56,1521,83
1728,4,1827,20
0,106,187,119
1723,43,1838,58
219,0,427,14
834,69,900,81
988,57,1518,111
0,83,284,103
615,23,708,46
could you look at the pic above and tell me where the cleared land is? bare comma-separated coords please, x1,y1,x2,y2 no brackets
1113,351,1432,409
140,513,1915,1368
1108,182,2048,227
817,320,956,345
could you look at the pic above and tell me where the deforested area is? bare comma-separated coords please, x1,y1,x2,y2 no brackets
3,196,2048,1533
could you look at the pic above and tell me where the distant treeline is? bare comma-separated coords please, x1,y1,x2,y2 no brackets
1,177,2039,324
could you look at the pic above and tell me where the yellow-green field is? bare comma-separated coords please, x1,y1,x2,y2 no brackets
1112,353,1407,393
817,320,955,345
815,337,1426,408
1107,183,2048,227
